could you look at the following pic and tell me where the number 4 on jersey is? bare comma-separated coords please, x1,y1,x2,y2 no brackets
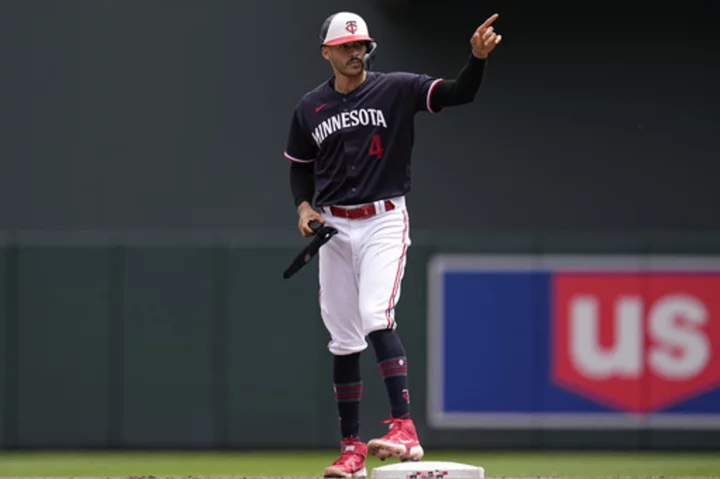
369,134,384,159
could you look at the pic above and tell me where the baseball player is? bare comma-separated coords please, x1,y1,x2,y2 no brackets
284,10,501,478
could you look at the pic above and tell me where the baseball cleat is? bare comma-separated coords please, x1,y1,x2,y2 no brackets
323,437,368,479
368,418,424,462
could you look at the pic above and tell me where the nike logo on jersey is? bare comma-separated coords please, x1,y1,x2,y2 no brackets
315,103,327,113
312,108,388,147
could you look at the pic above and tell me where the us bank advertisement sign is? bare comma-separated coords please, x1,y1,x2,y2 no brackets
427,255,720,429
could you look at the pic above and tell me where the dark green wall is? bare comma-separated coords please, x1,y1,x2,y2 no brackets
1,232,719,451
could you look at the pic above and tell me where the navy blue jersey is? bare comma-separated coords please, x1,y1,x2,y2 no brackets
284,71,442,207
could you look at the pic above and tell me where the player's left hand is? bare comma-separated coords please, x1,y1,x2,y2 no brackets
470,13,502,59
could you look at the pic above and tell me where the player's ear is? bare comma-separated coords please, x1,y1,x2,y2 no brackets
321,45,331,61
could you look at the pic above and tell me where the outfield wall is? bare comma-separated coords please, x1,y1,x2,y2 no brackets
1,232,719,451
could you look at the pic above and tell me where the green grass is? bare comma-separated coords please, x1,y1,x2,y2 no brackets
0,451,719,477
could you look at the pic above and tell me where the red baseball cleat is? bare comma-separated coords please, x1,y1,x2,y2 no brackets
323,437,368,478
368,418,424,461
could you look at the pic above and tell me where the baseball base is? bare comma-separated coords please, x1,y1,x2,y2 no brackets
371,461,485,479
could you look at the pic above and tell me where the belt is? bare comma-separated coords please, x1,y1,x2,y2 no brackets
328,200,395,219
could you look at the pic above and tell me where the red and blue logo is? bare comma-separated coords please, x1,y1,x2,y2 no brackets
345,20,358,34
427,255,720,429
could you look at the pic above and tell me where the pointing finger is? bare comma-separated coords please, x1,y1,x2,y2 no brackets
478,13,499,31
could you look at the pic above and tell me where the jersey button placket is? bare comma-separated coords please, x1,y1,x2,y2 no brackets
341,96,355,194
344,97,357,173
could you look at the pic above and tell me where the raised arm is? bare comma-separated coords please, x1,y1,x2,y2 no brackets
429,13,502,111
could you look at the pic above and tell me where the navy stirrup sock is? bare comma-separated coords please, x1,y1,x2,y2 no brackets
369,330,411,419
333,352,363,439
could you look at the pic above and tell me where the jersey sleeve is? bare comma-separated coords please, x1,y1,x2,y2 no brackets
415,73,445,113
283,104,317,164
392,72,444,114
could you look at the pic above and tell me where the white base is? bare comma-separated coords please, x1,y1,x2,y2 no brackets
371,461,485,479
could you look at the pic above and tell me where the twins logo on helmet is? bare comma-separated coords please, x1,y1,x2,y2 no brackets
319,12,377,70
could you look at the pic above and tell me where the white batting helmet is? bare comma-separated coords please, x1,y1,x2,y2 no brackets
319,11,374,46
319,12,378,69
